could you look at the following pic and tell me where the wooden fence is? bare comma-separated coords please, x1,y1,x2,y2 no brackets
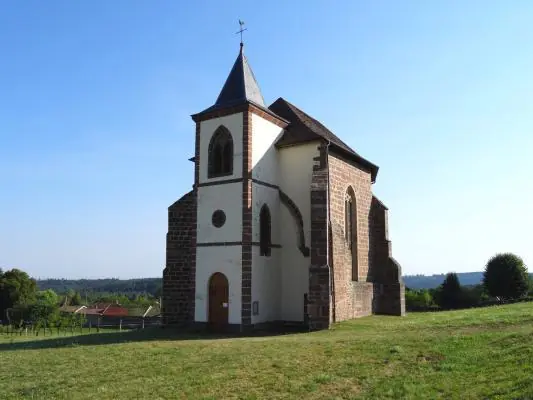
0,316,161,337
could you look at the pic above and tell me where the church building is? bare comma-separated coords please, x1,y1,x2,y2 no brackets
162,43,405,331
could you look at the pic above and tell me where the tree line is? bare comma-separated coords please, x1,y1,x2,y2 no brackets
37,277,162,297
406,253,533,311
0,268,161,328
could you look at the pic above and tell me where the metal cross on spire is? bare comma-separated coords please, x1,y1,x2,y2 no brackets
236,19,247,46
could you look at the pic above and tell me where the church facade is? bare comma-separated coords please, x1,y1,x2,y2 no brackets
162,44,405,331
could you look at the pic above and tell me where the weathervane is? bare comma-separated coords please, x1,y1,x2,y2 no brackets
236,19,247,46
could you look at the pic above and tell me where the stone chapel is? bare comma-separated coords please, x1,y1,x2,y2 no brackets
162,43,405,331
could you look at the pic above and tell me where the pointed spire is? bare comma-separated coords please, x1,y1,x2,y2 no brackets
212,44,266,109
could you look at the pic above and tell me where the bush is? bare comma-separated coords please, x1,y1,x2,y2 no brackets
483,253,529,300
405,288,435,311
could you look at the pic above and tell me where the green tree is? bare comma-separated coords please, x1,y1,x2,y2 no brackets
27,289,60,330
36,289,59,307
65,289,83,306
405,288,434,310
0,268,38,319
437,272,463,309
461,284,490,307
71,291,83,306
483,253,529,301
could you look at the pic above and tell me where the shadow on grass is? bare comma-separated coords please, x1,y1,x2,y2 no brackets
0,326,308,351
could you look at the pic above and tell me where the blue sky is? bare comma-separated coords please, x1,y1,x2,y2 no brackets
1,1,532,279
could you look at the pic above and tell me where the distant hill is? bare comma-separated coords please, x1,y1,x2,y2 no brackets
404,272,484,289
37,278,162,296
404,272,533,289
36,272,530,294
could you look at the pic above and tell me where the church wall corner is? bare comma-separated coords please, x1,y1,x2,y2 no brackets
162,190,197,326
308,143,331,330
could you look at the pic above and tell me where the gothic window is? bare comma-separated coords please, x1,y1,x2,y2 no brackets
208,126,233,178
259,204,272,257
345,187,358,280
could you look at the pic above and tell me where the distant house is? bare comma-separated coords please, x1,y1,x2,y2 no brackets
127,305,161,319
60,303,160,328
59,305,87,314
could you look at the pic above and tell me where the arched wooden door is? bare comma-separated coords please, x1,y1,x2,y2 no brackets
208,272,229,329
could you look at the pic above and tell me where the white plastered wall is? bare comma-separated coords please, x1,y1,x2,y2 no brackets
251,183,281,324
251,113,283,184
278,142,319,321
250,113,284,324
197,183,242,243
195,246,242,324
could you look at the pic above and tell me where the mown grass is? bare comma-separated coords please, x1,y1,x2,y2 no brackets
1,303,533,399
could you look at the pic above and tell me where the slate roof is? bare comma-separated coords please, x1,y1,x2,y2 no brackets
196,44,266,114
269,98,379,182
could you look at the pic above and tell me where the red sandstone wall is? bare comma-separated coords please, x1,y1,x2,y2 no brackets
162,190,196,325
328,152,374,321
370,197,406,315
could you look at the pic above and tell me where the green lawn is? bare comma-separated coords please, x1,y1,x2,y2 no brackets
1,303,533,400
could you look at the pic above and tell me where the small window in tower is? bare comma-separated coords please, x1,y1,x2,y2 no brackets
208,126,233,178
259,204,271,257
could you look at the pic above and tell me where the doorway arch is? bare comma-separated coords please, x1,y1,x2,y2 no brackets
208,272,229,328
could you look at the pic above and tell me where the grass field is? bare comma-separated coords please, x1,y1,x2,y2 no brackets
1,303,533,400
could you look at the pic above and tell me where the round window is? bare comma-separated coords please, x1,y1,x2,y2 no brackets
212,210,226,228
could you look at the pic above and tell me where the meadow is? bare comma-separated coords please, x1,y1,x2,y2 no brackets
1,302,532,399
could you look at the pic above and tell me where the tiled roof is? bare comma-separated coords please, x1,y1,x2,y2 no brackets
269,98,379,182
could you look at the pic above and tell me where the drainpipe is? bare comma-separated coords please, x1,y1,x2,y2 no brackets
324,140,335,324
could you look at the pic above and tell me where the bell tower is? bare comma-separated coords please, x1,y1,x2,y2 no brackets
190,42,287,330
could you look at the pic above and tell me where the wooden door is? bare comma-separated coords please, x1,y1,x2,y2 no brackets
208,272,229,329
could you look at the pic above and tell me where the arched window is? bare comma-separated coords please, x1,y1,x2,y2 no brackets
345,187,358,280
259,205,272,257
208,126,233,178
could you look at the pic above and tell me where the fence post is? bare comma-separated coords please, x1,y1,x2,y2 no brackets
119,318,122,332
142,318,145,330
